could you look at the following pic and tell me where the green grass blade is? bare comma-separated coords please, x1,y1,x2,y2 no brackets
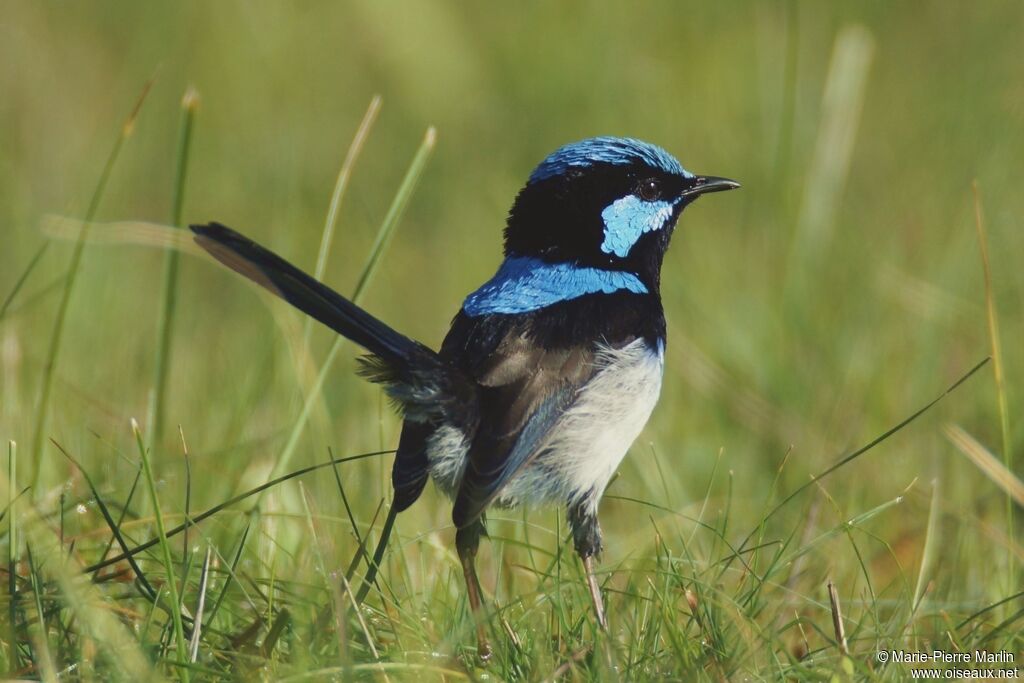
179,427,193,605
29,79,155,493
132,418,190,682
85,449,392,573
203,519,251,629
147,88,199,448
354,503,397,603
351,127,437,300
972,182,1014,591
0,463,157,680
328,446,370,575
260,126,437,495
302,95,382,348
0,487,30,527
0,243,48,321
957,590,1024,630
737,355,990,553
24,542,58,682
789,25,874,275
7,440,19,671
187,546,212,663
911,479,941,617
52,439,158,602
945,424,1024,507
97,464,143,565
768,495,905,580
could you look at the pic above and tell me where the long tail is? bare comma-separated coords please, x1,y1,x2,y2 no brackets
190,222,472,424
192,222,428,366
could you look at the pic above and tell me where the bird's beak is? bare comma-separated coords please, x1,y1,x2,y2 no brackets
679,175,741,199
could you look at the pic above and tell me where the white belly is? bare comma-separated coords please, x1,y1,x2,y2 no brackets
426,338,664,512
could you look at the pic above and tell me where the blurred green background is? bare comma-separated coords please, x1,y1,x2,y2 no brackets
1,1,1021,677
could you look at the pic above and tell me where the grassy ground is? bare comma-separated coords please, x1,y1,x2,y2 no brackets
2,2,1022,680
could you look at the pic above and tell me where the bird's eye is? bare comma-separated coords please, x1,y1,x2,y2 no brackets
637,178,662,202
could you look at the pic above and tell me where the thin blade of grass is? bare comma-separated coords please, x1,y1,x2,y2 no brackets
352,126,437,298
147,88,199,448
288,98,384,462
29,78,155,492
768,494,904,578
944,424,1024,508
299,484,360,665
738,356,989,555
0,467,156,680
328,447,370,576
354,502,397,603
957,590,1024,630
790,25,874,272
51,439,158,602
178,426,192,606
86,449,391,573
132,418,190,682
259,608,292,659
0,275,68,322
24,543,58,683
278,662,469,681
0,244,48,321
0,487,30,527
303,94,382,350
972,182,1014,589
96,464,143,566
259,126,436,497
188,546,212,663
7,440,19,671
911,479,942,616
204,519,251,629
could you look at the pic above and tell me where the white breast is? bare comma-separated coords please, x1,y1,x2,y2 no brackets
424,337,665,512
494,337,664,511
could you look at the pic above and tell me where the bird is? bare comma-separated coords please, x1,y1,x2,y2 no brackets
190,136,738,657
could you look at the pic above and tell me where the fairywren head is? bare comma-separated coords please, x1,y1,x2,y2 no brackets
504,137,738,283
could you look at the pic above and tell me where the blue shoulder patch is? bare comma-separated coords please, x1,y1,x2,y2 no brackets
530,137,693,183
462,256,648,316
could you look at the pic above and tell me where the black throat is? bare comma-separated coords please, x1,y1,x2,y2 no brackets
502,164,684,294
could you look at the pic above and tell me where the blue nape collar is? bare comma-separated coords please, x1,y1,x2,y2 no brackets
462,256,648,316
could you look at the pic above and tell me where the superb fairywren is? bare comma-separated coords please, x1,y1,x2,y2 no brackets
191,136,738,656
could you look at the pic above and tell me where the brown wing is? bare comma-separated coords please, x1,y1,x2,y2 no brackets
440,312,599,528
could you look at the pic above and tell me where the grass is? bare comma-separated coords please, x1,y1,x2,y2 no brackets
147,88,199,450
27,78,154,492
2,2,1022,680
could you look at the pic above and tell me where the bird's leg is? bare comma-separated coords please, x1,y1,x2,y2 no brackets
581,554,607,630
456,519,491,660
569,500,607,630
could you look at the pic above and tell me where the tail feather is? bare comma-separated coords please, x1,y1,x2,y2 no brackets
192,222,422,363
191,222,472,424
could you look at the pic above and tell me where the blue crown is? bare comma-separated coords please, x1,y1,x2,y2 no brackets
529,136,693,184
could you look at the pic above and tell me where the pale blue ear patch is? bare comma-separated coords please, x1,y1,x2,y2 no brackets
600,195,675,258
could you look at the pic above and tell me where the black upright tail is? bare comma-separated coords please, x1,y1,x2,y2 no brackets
190,223,473,424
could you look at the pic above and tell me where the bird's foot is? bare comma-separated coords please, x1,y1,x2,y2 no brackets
476,632,492,662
